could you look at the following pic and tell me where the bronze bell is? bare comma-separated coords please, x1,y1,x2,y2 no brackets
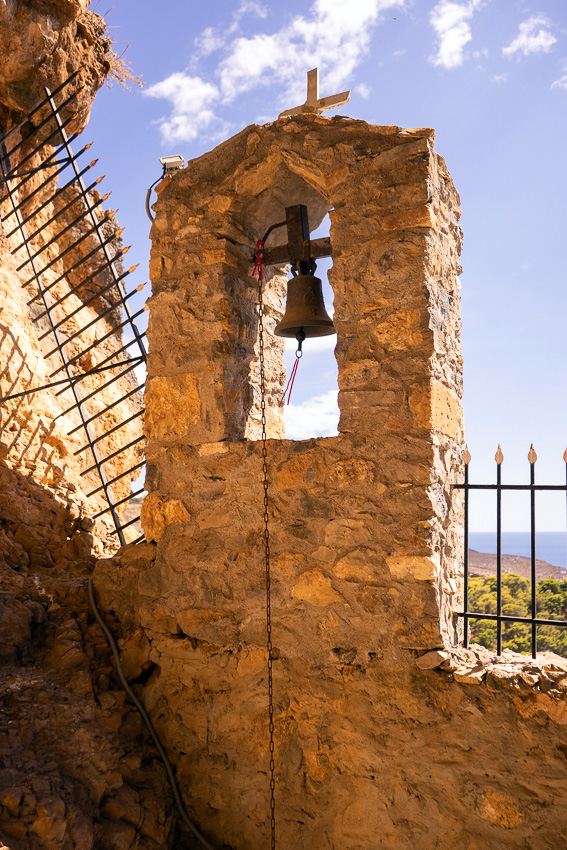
274,271,336,339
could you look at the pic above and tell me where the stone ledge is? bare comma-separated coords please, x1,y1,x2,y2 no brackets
416,645,567,698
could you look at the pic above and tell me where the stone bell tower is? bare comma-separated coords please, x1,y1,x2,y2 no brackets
121,112,465,847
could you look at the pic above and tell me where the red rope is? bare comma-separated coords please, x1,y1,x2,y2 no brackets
279,355,300,407
252,239,264,281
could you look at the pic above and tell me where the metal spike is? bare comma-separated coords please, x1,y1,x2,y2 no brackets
50,306,145,377
91,486,145,519
8,174,103,243
64,376,145,432
495,445,504,465
33,259,134,321
2,87,80,160
43,284,144,358
3,159,101,230
0,71,80,145
528,444,538,464
563,447,567,464
463,445,471,465
27,234,129,304
101,192,112,202
20,218,105,281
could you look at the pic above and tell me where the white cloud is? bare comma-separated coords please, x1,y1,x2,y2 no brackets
146,0,406,143
355,82,372,98
284,389,339,440
194,2,268,58
490,72,509,83
144,73,227,143
503,15,557,59
429,0,484,70
235,0,268,19
194,27,227,58
552,64,567,90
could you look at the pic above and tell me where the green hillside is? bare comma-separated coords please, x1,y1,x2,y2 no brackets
469,575,567,656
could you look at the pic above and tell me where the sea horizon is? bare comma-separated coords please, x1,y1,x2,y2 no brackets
469,531,567,570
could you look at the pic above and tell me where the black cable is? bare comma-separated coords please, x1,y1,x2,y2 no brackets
145,167,166,222
88,578,216,850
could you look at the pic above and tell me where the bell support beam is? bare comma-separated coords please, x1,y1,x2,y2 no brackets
260,204,331,267
261,235,331,266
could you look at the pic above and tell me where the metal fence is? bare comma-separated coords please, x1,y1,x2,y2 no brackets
0,73,146,545
454,445,567,658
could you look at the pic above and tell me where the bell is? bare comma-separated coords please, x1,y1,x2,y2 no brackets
274,273,336,339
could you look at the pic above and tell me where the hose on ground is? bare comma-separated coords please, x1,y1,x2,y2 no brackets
88,577,215,850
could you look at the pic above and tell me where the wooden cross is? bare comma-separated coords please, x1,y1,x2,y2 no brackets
278,68,350,118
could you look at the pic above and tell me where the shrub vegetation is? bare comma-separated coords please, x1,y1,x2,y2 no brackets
469,574,567,656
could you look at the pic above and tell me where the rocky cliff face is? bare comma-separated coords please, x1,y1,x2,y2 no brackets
0,4,175,849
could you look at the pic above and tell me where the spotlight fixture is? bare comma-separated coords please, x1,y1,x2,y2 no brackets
158,154,185,175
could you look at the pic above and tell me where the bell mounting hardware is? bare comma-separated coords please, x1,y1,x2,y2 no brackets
260,204,335,341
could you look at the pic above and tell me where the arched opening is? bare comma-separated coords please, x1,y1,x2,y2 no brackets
281,212,339,440
240,166,339,443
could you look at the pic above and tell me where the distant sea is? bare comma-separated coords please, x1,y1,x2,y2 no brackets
469,532,567,569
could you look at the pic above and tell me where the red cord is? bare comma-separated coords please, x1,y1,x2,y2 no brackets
279,355,300,407
252,239,264,281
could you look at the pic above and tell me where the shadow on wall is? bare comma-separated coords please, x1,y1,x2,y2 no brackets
0,313,65,483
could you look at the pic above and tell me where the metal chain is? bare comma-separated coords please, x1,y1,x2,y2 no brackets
255,241,276,849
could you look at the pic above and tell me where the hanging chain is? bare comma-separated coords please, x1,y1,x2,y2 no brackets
253,240,276,849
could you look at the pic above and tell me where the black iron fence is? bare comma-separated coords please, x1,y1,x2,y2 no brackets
454,445,567,658
0,73,146,545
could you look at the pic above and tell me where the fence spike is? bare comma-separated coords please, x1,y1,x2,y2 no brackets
528,444,538,464
563,447,567,464
463,445,471,465
495,445,504,465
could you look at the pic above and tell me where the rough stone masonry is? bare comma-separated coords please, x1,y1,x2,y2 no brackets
95,115,567,849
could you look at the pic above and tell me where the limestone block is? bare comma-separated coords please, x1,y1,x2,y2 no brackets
409,381,463,440
415,650,449,669
333,549,381,582
145,374,200,440
453,666,486,685
291,569,342,606
386,555,439,581
140,493,190,543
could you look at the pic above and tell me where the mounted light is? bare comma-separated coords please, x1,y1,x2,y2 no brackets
158,154,185,175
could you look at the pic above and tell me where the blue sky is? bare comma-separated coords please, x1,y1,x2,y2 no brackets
88,0,567,530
